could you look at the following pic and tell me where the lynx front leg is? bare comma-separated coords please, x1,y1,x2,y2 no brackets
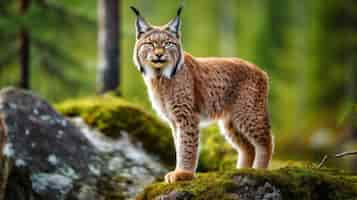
165,114,199,183
169,123,178,154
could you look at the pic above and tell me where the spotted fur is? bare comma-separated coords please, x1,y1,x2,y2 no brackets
131,6,274,183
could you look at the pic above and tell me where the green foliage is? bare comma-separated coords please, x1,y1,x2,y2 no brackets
338,102,357,125
0,0,96,101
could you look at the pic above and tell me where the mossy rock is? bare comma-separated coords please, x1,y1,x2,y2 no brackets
137,167,357,200
56,97,308,171
56,95,175,166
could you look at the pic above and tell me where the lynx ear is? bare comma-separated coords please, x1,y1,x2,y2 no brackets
166,5,183,38
130,6,152,38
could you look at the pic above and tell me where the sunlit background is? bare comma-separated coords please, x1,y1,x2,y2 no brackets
1,0,356,169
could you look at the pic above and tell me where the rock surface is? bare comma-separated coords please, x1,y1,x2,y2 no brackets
56,95,175,166
0,88,167,200
137,167,357,200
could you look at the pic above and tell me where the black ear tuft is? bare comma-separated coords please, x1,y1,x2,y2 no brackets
130,6,151,38
166,5,184,38
177,4,183,17
130,6,140,16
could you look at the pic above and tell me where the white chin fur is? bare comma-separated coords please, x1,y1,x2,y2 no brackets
162,64,175,78
141,64,174,80
142,65,156,80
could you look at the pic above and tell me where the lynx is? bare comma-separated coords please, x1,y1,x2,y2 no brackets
131,6,274,183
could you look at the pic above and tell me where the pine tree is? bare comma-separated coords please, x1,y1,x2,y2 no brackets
0,0,95,93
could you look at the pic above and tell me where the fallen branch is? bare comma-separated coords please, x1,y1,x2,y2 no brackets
335,151,357,158
317,150,357,169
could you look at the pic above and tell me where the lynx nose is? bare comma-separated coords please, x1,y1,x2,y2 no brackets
154,48,164,58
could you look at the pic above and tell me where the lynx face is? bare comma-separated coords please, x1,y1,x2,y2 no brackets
132,6,184,79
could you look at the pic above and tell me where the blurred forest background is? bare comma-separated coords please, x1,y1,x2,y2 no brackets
0,0,356,168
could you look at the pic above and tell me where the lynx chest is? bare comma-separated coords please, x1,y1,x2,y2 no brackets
144,78,172,123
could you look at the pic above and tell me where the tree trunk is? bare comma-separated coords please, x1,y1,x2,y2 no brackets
97,0,120,94
19,0,31,89
19,29,30,89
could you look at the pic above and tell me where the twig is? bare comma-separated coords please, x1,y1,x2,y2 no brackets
317,150,357,169
317,155,329,169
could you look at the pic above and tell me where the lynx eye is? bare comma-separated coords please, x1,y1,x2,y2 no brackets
141,43,154,49
164,42,175,49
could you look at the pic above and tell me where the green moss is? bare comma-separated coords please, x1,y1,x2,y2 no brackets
56,95,175,166
136,171,236,200
137,167,357,200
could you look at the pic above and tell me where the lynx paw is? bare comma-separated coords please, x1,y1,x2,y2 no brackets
164,169,195,183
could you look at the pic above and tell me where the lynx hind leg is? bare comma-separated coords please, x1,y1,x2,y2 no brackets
232,112,273,169
219,120,255,168
252,133,273,169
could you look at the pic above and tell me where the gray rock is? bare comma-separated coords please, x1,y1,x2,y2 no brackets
232,175,282,200
155,191,194,200
0,88,167,200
